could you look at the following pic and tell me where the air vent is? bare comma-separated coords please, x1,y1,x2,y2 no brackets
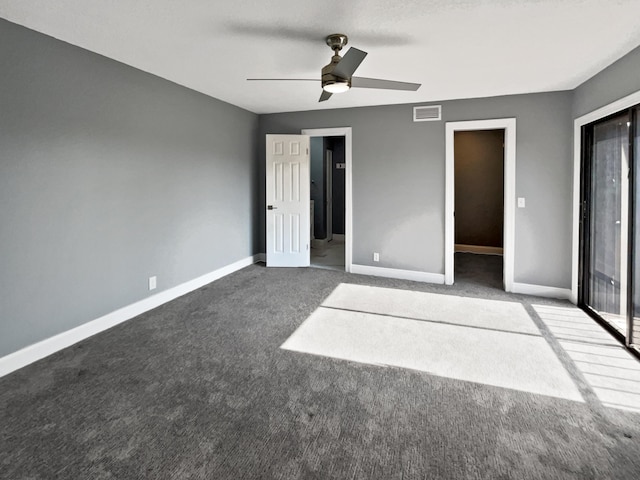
413,105,442,122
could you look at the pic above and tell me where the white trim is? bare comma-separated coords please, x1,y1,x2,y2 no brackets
445,118,517,291
0,254,261,378
572,89,640,305
351,264,445,284
575,90,640,127
511,282,573,300
301,127,353,273
455,244,504,255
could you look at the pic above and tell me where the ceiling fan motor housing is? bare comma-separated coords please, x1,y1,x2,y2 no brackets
321,55,350,90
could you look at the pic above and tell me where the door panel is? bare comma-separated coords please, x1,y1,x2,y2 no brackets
274,214,284,253
266,134,310,267
290,214,300,252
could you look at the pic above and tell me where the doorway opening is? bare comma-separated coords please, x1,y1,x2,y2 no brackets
445,118,516,291
454,129,505,289
309,136,346,271
302,127,353,272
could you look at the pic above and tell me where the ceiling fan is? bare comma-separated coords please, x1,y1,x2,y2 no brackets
247,34,421,102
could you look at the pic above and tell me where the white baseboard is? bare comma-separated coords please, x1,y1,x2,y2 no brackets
455,244,503,255
0,254,261,378
511,282,572,300
351,264,445,284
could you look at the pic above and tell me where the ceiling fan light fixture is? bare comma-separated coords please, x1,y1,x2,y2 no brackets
323,80,350,94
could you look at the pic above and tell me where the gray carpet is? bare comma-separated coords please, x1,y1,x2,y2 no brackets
1,254,639,479
455,251,503,290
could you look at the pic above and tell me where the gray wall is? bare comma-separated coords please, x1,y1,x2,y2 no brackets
259,91,574,288
454,130,504,248
573,44,640,118
0,19,259,357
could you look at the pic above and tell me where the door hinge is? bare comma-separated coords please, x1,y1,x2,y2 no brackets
306,148,309,155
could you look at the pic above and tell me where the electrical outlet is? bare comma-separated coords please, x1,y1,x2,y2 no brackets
149,276,157,290
517,197,526,208
373,252,380,262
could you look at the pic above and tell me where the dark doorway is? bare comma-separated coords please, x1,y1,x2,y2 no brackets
310,136,345,270
454,129,505,288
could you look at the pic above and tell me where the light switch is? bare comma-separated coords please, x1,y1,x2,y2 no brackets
517,197,526,208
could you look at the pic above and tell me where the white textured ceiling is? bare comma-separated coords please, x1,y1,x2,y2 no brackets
1,0,640,114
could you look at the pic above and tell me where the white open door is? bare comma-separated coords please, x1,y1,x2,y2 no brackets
266,134,310,267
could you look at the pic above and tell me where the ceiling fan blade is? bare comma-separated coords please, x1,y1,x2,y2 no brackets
319,90,332,102
332,47,368,78
351,76,421,91
246,78,319,81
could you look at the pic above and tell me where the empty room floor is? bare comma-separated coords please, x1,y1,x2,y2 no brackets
311,237,345,271
1,264,639,479
455,251,503,290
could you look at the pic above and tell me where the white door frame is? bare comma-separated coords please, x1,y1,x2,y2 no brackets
445,118,516,291
301,127,352,272
572,89,640,304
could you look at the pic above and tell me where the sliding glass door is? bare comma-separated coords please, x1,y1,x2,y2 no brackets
581,106,638,351
632,107,640,349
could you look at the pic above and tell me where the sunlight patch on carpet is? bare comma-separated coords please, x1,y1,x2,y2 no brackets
281,284,583,402
533,304,640,413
